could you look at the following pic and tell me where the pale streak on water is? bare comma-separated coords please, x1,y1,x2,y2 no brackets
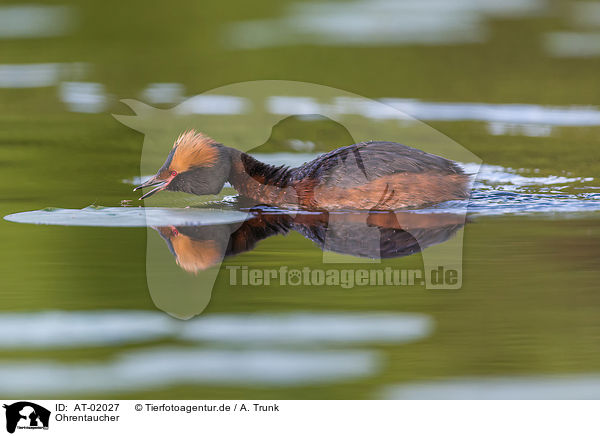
0,311,433,348
0,348,380,394
382,376,600,399
225,0,544,48
0,5,74,39
0,311,432,393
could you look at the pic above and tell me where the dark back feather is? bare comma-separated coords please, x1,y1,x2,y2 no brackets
291,141,464,187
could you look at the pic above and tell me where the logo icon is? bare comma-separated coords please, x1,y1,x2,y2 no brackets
3,402,50,434
114,80,481,319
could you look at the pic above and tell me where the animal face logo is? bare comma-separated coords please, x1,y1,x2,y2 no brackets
3,402,50,434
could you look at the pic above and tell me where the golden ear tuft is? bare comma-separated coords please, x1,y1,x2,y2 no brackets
170,129,218,172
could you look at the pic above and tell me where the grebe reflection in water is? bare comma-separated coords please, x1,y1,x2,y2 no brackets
154,209,466,273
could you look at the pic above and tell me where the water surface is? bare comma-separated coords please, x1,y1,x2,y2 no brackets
1,0,600,399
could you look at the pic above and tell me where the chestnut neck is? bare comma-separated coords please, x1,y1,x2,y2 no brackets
225,147,294,189
222,146,297,204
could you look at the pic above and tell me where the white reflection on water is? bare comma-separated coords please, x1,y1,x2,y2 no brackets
463,163,594,188
287,139,316,152
0,311,432,348
175,95,250,114
268,96,600,126
546,1,600,58
141,83,185,104
379,99,600,126
487,122,553,137
442,163,599,216
571,1,600,28
3,207,249,228
382,375,600,399
180,312,433,344
545,32,600,57
59,81,108,113
0,5,74,39
116,93,600,128
227,0,544,48
0,311,173,348
0,63,86,88
0,348,379,394
0,310,431,392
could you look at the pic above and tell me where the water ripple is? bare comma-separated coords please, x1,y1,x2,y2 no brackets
0,348,380,394
0,311,432,348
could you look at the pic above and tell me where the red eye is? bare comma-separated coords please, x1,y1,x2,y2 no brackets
172,228,179,236
170,171,177,177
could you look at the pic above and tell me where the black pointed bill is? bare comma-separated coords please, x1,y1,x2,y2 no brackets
134,176,169,200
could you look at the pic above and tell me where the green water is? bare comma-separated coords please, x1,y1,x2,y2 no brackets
1,0,600,399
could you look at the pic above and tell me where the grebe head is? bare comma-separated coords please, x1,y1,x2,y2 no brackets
154,225,224,273
134,130,230,199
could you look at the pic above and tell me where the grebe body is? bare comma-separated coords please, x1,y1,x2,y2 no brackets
135,130,469,210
